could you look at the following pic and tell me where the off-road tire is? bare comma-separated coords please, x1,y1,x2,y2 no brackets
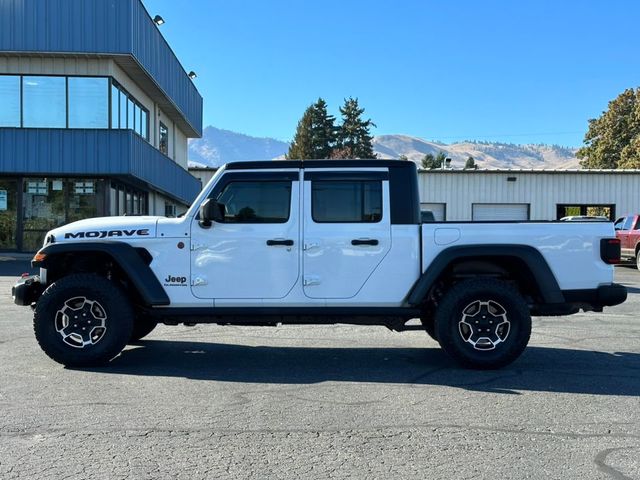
130,318,158,342
34,274,134,367
435,278,531,369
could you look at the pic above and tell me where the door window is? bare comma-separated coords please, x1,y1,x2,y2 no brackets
622,216,634,230
216,181,291,223
311,180,382,223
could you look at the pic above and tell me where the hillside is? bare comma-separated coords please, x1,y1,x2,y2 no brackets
188,127,580,169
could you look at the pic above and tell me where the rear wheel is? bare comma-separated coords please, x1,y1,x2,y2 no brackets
434,278,531,369
34,274,134,367
636,250,640,271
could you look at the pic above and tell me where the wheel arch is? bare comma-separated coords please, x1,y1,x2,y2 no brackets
33,242,169,306
408,244,564,306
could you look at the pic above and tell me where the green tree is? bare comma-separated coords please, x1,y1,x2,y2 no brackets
464,156,477,169
287,106,314,159
578,87,640,168
335,97,376,159
421,153,439,169
435,151,447,168
398,154,408,161
310,98,337,159
287,98,337,159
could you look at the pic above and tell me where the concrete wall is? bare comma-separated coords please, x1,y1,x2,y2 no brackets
418,170,640,221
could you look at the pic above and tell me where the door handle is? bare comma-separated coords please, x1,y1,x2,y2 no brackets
351,238,379,246
266,239,294,246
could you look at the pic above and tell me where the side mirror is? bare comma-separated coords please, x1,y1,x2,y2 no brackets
199,199,225,227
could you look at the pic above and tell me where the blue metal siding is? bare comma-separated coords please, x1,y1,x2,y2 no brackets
0,0,202,135
0,128,201,204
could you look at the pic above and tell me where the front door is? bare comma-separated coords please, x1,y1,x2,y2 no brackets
302,169,391,299
190,171,300,299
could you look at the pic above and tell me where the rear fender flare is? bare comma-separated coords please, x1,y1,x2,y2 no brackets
408,244,563,305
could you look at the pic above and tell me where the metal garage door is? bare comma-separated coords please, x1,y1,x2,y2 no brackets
421,203,446,221
472,203,529,221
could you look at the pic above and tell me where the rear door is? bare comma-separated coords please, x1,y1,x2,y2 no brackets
190,170,300,299
302,169,391,299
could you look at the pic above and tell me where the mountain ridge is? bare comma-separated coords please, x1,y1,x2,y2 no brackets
188,126,580,169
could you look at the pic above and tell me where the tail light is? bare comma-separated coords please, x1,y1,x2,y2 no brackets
600,238,621,264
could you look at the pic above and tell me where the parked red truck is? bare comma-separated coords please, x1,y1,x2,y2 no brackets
614,214,640,269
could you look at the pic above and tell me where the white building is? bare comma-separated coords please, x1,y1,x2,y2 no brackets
419,169,640,221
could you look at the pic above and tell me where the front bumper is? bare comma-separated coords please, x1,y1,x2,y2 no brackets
12,275,44,306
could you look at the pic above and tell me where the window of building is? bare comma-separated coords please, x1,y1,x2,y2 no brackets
312,180,382,223
3,75,150,141
0,76,20,127
68,77,108,129
556,204,615,221
216,181,292,223
119,88,127,130
165,202,176,218
23,76,66,128
159,122,169,155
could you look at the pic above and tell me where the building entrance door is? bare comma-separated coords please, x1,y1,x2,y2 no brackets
0,179,18,250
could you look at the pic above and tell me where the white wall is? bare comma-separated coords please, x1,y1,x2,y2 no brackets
418,170,640,221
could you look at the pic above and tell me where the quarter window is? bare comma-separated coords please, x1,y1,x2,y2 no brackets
216,181,291,223
312,180,382,223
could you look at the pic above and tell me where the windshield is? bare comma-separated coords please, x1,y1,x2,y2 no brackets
184,165,226,219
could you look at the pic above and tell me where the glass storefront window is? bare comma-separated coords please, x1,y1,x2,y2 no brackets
0,179,18,249
0,76,20,127
23,76,66,128
22,178,66,251
68,77,108,129
68,179,97,224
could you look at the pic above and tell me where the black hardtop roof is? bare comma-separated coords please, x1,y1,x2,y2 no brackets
224,159,416,170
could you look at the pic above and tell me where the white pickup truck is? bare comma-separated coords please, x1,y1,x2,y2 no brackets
13,160,627,369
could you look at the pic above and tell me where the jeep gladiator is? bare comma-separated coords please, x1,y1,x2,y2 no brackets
13,160,627,369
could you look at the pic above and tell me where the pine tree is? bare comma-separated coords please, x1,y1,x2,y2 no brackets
287,98,337,159
287,107,314,159
578,87,640,168
335,97,376,159
464,156,477,169
435,151,447,168
310,98,337,159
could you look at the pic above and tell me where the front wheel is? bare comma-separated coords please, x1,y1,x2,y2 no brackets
34,274,134,367
434,278,531,369
636,250,640,271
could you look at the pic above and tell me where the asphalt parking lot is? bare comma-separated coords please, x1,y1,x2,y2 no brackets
0,258,639,479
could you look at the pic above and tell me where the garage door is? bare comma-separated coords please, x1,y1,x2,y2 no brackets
421,203,446,221
472,203,529,221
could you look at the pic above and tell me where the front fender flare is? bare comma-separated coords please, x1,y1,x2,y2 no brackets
33,241,169,306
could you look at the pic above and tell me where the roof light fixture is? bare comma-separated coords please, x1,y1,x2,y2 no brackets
153,15,165,26
188,71,197,80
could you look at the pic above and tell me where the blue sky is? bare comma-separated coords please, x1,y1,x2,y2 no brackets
144,0,640,147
